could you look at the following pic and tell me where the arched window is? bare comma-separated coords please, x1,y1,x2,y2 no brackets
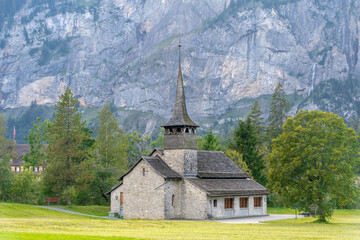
172,194,175,206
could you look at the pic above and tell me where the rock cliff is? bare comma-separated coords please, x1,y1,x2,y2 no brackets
1,0,360,135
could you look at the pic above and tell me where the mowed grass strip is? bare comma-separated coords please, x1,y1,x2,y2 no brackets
0,203,359,240
54,205,110,216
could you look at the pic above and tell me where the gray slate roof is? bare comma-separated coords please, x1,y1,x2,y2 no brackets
187,178,269,196
9,144,30,166
144,156,182,180
162,69,198,128
197,151,251,179
105,183,123,195
119,156,182,181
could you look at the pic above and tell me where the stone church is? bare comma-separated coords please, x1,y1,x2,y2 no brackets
107,44,269,220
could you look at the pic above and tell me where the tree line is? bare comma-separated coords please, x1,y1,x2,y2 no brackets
0,84,359,222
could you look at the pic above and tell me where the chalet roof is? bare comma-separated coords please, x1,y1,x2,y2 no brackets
9,144,30,166
105,183,123,195
162,44,198,128
187,178,269,196
197,151,251,179
118,156,182,181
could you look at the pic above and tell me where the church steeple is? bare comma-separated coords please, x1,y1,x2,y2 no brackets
162,38,198,150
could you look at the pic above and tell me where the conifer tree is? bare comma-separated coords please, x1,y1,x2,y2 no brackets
247,100,265,143
44,87,93,203
267,82,290,143
91,104,128,203
201,129,223,151
228,118,266,185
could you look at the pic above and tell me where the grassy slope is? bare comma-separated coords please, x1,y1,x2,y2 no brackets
54,205,110,216
0,203,359,240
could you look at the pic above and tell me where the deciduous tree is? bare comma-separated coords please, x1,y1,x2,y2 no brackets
91,104,128,204
269,110,360,221
127,131,150,166
0,113,14,201
23,118,49,167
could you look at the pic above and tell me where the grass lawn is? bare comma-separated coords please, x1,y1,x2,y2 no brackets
54,205,110,216
0,203,359,240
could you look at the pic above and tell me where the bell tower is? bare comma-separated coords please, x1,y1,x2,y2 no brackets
161,38,198,177
162,38,199,150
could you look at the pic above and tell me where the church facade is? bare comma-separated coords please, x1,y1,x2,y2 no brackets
107,44,269,220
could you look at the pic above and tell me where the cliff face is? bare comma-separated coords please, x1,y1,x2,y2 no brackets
1,0,359,126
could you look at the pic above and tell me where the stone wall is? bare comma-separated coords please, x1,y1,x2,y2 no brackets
122,160,165,220
182,179,207,219
207,195,267,219
163,149,197,176
110,184,123,215
163,149,185,175
164,180,182,219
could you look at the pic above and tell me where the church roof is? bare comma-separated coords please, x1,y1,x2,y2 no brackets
105,183,123,195
118,156,182,181
144,156,182,180
162,43,198,128
197,151,251,179
9,144,30,166
187,178,269,196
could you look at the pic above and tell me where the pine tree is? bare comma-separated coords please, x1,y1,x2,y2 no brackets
44,87,94,203
228,118,266,185
201,129,223,151
91,104,128,203
267,82,290,143
247,100,265,143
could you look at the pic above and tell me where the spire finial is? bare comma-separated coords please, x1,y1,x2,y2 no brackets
178,34,181,70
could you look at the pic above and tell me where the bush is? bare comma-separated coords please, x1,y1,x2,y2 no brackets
10,171,43,204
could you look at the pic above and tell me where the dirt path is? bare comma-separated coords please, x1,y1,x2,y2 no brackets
38,206,303,223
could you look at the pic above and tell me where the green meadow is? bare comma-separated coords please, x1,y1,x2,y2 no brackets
0,203,359,240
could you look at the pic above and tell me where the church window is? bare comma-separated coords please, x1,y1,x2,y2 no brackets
120,192,123,206
240,197,248,208
185,128,189,133
213,199,217,207
172,194,175,206
143,168,146,176
176,128,181,133
254,197,262,207
224,198,233,209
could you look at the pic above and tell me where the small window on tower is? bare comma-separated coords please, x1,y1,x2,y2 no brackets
185,128,189,133
143,168,146,176
172,194,175,206
176,128,181,133
213,199,217,207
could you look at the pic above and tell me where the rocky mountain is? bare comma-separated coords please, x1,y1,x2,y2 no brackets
1,0,360,138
